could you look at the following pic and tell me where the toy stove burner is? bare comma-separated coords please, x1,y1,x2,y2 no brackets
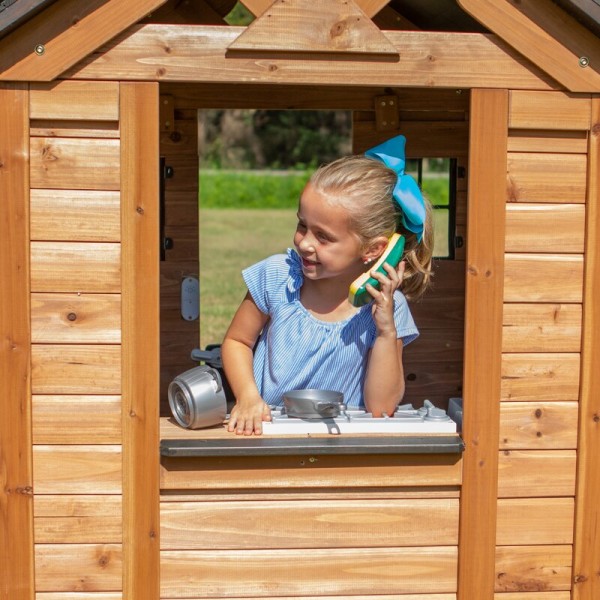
260,400,457,435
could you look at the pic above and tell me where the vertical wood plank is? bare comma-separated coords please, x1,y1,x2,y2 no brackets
0,83,34,600
457,89,508,600
120,82,160,600
572,97,600,599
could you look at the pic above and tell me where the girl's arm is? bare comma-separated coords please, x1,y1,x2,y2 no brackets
221,292,271,435
362,262,406,416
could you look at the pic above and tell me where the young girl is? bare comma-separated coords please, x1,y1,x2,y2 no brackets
221,135,433,435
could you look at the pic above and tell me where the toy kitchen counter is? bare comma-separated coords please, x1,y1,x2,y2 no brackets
160,404,464,492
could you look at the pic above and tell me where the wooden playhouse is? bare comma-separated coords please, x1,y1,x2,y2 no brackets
1,0,600,598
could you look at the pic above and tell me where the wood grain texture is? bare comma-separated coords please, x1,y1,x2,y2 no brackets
241,0,390,18
34,495,122,543
31,293,121,344
229,0,398,58
30,81,119,120
500,353,580,402
507,152,587,203
160,547,458,596
36,594,123,600
33,446,122,494
65,25,556,90
31,189,120,242
499,401,579,450
30,121,120,139
160,498,459,549
30,137,120,191
502,303,582,353
508,130,588,154
496,498,574,545
457,0,600,92
0,82,34,600
494,545,572,592
162,596,456,600
32,396,122,444
161,453,462,490
509,90,591,130
497,450,576,497
35,544,122,592
457,89,508,600
30,242,121,293
494,594,569,600
120,82,161,600
572,96,600,600
31,344,121,394
0,0,168,81
505,203,585,253
504,254,583,302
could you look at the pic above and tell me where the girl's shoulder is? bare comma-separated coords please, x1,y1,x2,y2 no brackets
242,250,303,313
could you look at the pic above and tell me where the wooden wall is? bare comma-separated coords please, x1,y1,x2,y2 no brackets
491,90,591,596
27,80,160,599
159,90,200,415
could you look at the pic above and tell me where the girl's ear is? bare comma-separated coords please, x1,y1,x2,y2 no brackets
362,236,389,264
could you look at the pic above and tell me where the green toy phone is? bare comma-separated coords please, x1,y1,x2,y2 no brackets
348,233,405,307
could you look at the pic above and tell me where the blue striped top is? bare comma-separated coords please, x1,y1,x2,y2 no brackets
242,250,419,409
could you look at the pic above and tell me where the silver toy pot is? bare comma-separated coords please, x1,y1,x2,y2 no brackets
283,389,344,419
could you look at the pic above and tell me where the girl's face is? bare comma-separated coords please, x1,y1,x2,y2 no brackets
294,183,366,282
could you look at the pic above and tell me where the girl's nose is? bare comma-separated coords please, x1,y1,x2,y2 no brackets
297,234,315,253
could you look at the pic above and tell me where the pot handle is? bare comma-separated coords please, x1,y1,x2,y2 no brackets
316,401,339,416
205,367,223,393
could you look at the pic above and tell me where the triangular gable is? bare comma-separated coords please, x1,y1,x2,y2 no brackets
240,0,391,18
0,0,168,81
228,0,398,59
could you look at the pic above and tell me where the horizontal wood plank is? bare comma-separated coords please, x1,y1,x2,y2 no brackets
494,545,572,592
31,189,120,242
501,353,580,402
160,547,458,596
507,152,587,203
509,91,591,131
31,293,121,344
31,344,121,395
36,594,122,600
30,82,119,121
161,596,457,600
508,130,588,154
505,204,585,253
66,25,556,91
33,446,122,494
34,495,122,543
493,594,570,600
30,137,120,191
160,498,459,550
31,242,121,293
35,544,122,592
32,396,121,444
497,450,576,497
496,498,574,545
30,121,120,139
161,454,462,490
499,401,579,450
504,254,583,302
502,303,582,353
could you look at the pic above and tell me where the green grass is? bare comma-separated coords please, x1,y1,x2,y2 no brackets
199,208,298,346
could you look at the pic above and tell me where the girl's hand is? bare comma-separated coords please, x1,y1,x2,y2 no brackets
227,395,272,436
366,261,405,336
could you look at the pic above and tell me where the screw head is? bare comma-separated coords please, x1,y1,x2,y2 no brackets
579,56,590,68
34,44,45,55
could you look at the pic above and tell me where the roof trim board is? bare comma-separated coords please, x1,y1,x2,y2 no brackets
0,0,168,82
457,0,600,93
62,24,559,91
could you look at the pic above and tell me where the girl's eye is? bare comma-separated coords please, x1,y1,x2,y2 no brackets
296,221,306,231
316,232,330,243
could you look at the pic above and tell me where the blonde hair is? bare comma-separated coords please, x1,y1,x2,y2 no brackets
310,155,433,300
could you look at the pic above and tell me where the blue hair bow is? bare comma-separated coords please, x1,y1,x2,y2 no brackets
365,134,426,243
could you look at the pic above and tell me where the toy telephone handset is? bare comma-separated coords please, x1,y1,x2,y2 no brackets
349,233,405,307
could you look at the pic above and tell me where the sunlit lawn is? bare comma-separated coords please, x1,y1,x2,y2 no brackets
199,208,298,346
